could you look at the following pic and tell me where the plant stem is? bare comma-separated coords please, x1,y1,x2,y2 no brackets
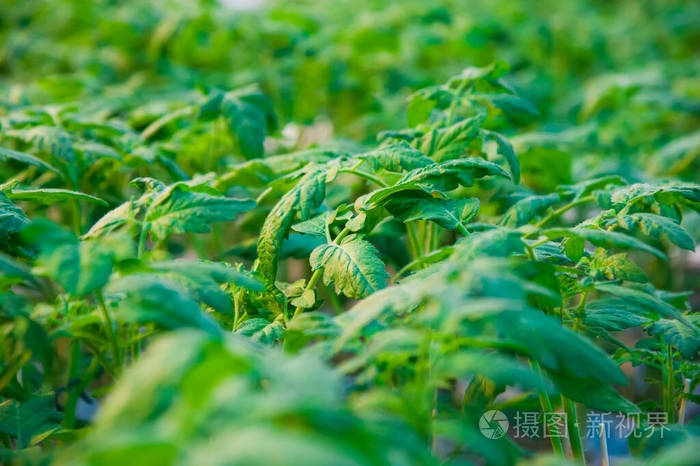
293,268,322,319
600,422,609,466
532,195,595,232
137,222,148,258
338,168,387,187
63,341,82,429
563,396,585,463
97,291,121,375
665,344,675,423
71,199,81,235
407,222,422,259
530,360,565,457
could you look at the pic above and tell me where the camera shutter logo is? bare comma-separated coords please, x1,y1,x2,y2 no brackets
479,410,509,439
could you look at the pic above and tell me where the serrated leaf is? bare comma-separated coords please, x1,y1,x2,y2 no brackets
383,192,472,232
256,169,327,282
5,126,77,182
0,146,57,172
481,129,519,184
399,157,510,191
236,318,284,343
222,90,273,159
453,228,525,259
475,93,540,121
418,114,486,161
543,227,668,260
595,283,691,326
615,213,695,251
0,396,62,448
585,297,652,331
145,183,255,242
23,220,132,296
148,259,263,314
83,199,141,239
74,141,122,163
549,374,638,413
499,193,560,228
648,316,700,359
589,252,648,282
0,192,28,241
310,238,388,299
7,188,108,206
356,142,433,172
105,274,221,334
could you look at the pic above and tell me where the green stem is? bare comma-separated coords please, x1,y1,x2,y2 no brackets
531,195,594,233
407,222,422,259
97,291,121,375
71,199,81,235
293,268,322,319
63,341,82,429
531,360,565,457
137,222,148,258
292,226,351,319
338,168,387,187
563,396,585,463
665,344,675,423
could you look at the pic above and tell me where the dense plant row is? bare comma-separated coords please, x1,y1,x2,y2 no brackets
1,59,699,464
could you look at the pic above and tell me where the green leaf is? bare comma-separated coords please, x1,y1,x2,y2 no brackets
74,141,122,163
481,129,519,184
399,157,511,191
0,396,62,449
588,252,648,283
406,95,437,127
83,199,141,239
499,193,560,228
310,238,388,299
105,274,221,334
475,93,540,121
0,192,28,241
356,142,433,172
145,183,255,242
648,316,700,359
615,213,695,251
549,374,638,413
384,192,474,233
453,228,525,259
5,126,77,182
585,297,652,331
236,318,284,343
256,169,327,282
0,146,57,172
543,227,668,260
595,283,691,326
23,220,132,296
6,188,108,206
222,89,274,159
418,114,486,161
148,260,263,315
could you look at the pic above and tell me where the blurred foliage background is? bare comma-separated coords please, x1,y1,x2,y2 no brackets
1,0,700,464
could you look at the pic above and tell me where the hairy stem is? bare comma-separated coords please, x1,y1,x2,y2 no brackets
97,290,121,375
563,396,585,463
530,360,565,457
665,344,675,423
